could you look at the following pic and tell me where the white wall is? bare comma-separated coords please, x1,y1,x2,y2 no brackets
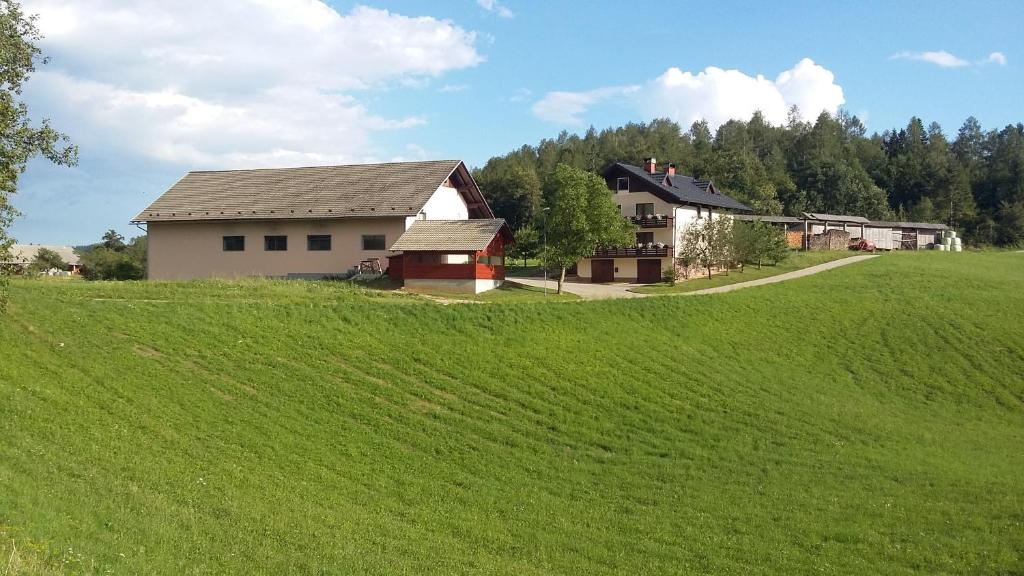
423,185,469,220
614,188,676,217
404,278,503,294
404,185,469,229
672,205,731,257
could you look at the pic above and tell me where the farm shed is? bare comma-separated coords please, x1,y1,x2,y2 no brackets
2,244,81,275
860,222,895,250
868,221,950,249
133,160,496,280
800,213,871,251
389,219,513,293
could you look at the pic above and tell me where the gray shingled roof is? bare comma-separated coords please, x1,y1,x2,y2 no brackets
868,220,949,230
802,212,871,224
734,214,802,224
390,219,509,252
3,244,80,266
134,160,478,222
612,163,752,211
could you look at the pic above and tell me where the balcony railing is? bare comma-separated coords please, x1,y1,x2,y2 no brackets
591,245,672,258
630,215,672,228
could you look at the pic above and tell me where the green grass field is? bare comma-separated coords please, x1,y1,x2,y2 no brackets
2,252,1023,574
633,250,858,294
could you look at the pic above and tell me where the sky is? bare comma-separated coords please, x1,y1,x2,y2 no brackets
11,0,1024,245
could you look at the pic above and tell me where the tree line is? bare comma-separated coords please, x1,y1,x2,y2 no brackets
474,111,1024,247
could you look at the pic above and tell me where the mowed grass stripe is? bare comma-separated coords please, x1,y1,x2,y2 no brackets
1,252,1022,574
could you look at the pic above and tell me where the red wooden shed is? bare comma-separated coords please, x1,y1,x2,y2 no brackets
388,219,513,293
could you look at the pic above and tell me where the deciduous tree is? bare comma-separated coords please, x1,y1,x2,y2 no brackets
1,0,78,307
543,164,634,294
28,247,65,274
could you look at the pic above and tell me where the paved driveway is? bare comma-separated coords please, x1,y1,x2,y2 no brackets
508,255,877,300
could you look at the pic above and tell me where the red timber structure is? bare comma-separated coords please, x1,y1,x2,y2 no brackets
388,219,513,293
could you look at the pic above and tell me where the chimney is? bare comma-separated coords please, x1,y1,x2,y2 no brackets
667,163,676,176
643,157,657,174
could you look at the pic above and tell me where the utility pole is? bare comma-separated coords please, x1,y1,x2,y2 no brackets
542,207,549,296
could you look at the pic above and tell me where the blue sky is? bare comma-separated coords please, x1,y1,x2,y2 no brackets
13,0,1023,245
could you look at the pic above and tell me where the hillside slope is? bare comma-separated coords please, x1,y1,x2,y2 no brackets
2,253,1023,574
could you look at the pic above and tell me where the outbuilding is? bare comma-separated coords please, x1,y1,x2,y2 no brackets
388,219,513,294
868,221,949,249
2,244,81,275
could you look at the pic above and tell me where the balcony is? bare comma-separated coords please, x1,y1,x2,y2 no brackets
630,215,672,228
591,244,672,258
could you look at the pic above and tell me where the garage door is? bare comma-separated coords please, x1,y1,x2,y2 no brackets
591,259,614,283
637,259,662,284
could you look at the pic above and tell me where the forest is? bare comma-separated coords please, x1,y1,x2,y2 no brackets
473,110,1024,246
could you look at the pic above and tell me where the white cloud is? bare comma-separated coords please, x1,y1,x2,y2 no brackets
985,51,1008,66
531,86,639,125
477,0,514,18
890,50,970,68
22,1,482,167
531,59,845,129
438,84,469,93
507,87,533,102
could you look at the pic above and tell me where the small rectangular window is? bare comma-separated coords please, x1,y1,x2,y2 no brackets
362,234,386,250
477,255,504,266
616,177,629,192
222,236,245,251
264,235,287,251
636,203,655,217
442,254,471,264
307,235,331,251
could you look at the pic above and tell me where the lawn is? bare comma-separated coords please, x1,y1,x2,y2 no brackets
351,276,578,302
1,252,1022,574
449,280,578,302
632,250,859,293
504,258,546,278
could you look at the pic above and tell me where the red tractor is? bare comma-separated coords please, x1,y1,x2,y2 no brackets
853,239,876,252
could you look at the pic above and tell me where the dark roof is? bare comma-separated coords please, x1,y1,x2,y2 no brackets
733,214,802,224
868,220,949,230
134,160,492,222
801,212,870,224
609,163,752,211
389,219,511,252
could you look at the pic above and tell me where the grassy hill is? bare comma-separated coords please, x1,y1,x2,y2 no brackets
2,253,1022,574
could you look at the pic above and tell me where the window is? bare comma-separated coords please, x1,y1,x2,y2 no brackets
362,234,386,250
616,177,629,192
477,255,504,266
222,236,245,251
307,234,331,251
636,232,654,245
636,203,655,217
442,254,471,264
264,235,287,251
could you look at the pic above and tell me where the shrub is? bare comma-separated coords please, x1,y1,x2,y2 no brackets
662,266,679,286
